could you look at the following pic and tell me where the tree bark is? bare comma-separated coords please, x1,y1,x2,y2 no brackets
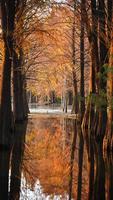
0,0,15,198
71,0,79,114
13,49,28,122
106,30,113,148
80,1,85,120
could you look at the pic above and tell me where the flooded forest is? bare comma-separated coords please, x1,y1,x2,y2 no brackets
0,0,113,199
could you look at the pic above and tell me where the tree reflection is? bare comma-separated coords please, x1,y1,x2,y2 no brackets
22,117,91,199
77,129,84,200
94,142,105,200
23,124,71,197
9,116,113,200
69,119,77,200
105,153,113,200
0,144,11,199
88,136,95,200
9,121,27,200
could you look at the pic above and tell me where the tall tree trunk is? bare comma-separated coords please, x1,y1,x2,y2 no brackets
71,0,78,114
0,0,15,198
104,0,113,150
80,1,85,120
96,0,107,140
81,0,98,134
106,30,113,148
13,51,24,122
0,0,15,146
13,49,28,122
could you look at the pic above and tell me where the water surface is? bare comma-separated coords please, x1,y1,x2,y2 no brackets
10,115,113,200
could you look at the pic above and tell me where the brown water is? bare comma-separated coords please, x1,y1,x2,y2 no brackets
10,116,113,200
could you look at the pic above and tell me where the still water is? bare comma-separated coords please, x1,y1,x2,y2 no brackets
10,115,113,200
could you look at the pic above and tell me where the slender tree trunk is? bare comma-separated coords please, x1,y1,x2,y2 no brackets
71,0,78,114
22,73,29,117
80,1,85,120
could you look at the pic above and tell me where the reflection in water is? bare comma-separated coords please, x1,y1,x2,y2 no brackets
23,118,71,199
0,121,27,200
22,117,113,200
22,117,89,199
105,154,113,200
69,119,77,200
9,122,27,200
1,116,113,199
88,136,94,200
77,128,84,200
0,143,10,199
94,143,105,200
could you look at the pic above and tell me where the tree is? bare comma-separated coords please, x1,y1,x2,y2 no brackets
0,0,16,198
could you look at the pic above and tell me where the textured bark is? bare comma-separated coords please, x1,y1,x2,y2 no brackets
106,32,113,145
107,0,113,45
0,0,15,199
98,0,108,91
13,51,25,122
80,1,85,120
81,0,98,94
13,49,28,122
81,0,97,135
82,0,108,143
104,0,113,150
22,73,29,118
71,0,79,114
0,0,15,145
95,0,107,141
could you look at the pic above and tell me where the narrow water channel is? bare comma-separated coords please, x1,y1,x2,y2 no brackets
9,115,113,200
